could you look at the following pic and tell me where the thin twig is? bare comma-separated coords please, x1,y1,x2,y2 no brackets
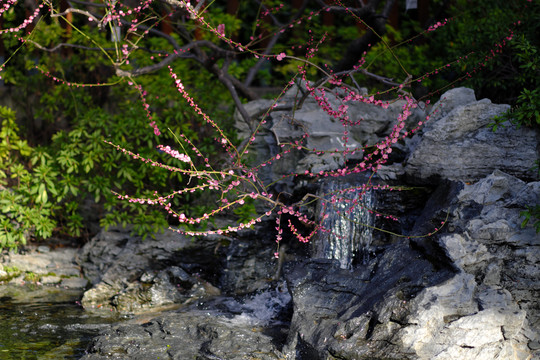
50,7,99,22
244,0,308,87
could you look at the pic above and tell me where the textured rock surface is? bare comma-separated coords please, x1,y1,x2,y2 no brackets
235,82,426,185
80,287,292,360
79,88,540,359
1,244,86,288
81,311,287,360
405,88,539,182
77,227,224,313
78,224,279,313
282,170,539,360
283,245,455,360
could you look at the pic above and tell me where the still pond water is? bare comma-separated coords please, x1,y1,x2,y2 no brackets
0,284,119,360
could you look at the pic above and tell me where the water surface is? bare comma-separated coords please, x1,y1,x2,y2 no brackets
0,285,119,360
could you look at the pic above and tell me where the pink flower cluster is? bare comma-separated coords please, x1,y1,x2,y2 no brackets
149,121,161,136
0,3,44,34
427,19,449,32
0,0,17,17
156,145,191,163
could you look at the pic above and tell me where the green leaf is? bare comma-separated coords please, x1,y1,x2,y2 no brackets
36,183,48,204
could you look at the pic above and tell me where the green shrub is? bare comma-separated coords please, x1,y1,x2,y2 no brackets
0,21,238,249
429,0,540,107
520,204,540,234
0,106,57,250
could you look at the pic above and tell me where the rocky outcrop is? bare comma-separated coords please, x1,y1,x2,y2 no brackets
283,170,539,360
235,81,426,186
283,245,455,360
80,284,292,360
1,244,87,288
77,227,224,313
78,87,539,359
81,309,288,360
77,223,280,313
405,87,539,182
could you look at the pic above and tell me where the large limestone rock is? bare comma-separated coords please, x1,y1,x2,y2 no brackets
282,170,539,360
405,87,539,182
235,82,426,184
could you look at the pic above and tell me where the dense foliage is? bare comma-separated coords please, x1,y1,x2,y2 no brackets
428,0,540,128
0,0,538,250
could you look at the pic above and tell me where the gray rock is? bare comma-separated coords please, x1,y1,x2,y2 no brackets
1,246,82,286
40,275,62,284
78,223,281,313
60,277,89,289
78,227,225,313
428,87,477,123
81,310,286,360
37,245,51,253
283,242,455,360
235,89,426,186
400,272,531,360
405,89,539,182
439,233,491,272
279,169,539,360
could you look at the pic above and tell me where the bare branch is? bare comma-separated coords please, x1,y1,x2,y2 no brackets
115,40,235,77
212,59,254,132
115,51,192,77
358,69,400,87
26,40,113,53
50,7,99,22
316,2,375,18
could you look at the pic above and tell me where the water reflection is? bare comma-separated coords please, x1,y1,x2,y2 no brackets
0,285,119,360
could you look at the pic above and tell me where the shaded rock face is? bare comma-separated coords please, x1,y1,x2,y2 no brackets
283,246,455,360
77,227,225,313
77,224,280,313
284,170,539,360
80,282,292,359
405,88,540,183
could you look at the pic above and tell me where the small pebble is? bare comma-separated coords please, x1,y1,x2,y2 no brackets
37,246,51,253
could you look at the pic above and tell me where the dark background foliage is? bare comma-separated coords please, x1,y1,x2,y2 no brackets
0,0,537,249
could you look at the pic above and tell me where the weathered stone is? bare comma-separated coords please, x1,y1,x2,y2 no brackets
439,233,491,272
283,241,455,360
405,89,539,182
60,277,89,289
399,273,531,359
77,226,225,313
39,275,62,284
427,87,477,123
1,245,82,287
235,88,426,185
81,311,286,360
